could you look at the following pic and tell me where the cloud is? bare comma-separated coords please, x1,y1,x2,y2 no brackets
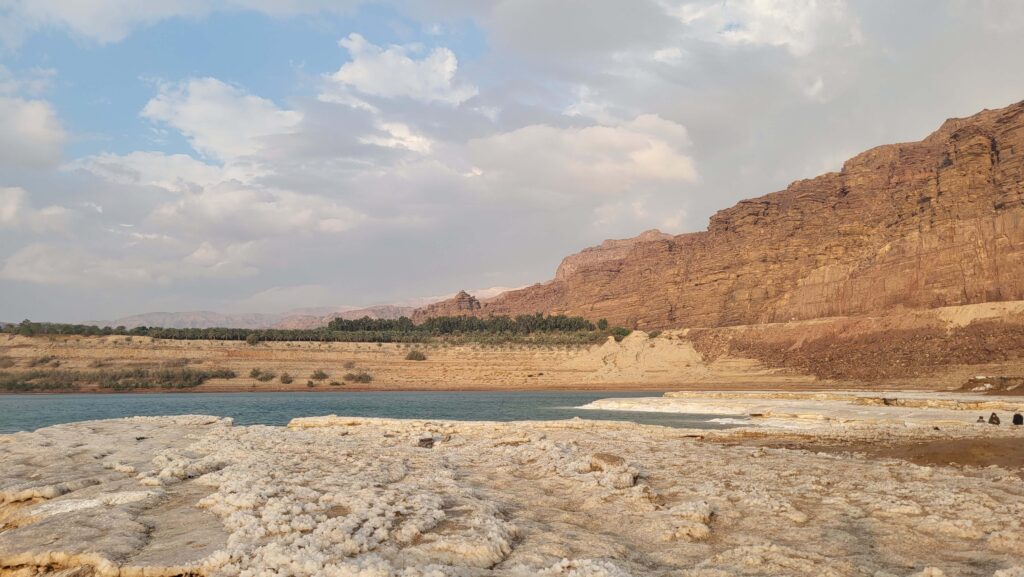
481,0,676,56
0,0,363,47
142,77,302,160
323,33,478,106
148,183,365,238
0,187,72,232
0,65,56,95
467,115,698,200
0,96,65,167
66,151,232,193
668,0,862,57
360,121,434,153
0,240,260,286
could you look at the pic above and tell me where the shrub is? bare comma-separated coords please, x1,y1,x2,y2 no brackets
255,371,276,382
342,371,373,384
328,381,342,387
306,380,315,387
343,360,356,369
249,368,262,378
246,334,260,346
610,327,632,342
311,369,329,381
648,330,662,339
405,350,427,361
27,355,59,368
0,367,236,392
597,319,609,331
279,372,293,384
161,358,191,368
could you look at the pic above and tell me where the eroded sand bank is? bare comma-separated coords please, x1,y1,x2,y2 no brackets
2,404,1024,577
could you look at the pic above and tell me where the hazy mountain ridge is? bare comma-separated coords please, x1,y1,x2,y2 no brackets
83,287,521,329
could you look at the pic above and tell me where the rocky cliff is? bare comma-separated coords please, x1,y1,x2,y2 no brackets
415,101,1024,329
410,290,482,323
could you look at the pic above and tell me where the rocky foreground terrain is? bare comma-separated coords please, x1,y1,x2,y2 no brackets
1,394,1024,577
417,101,1024,329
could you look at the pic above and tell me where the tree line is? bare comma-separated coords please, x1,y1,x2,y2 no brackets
4,314,627,344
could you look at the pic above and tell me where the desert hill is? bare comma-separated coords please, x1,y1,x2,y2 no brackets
416,101,1024,329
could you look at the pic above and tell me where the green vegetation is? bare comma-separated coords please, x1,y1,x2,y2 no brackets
255,371,277,382
279,372,294,384
310,369,329,381
610,327,632,342
405,350,427,361
249,368,263,378
0,368,236,392
3,315,634,346
27,355,60,368
328,381,342,387
342,371,373,384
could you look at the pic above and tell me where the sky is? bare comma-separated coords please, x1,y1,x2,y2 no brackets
2,0,1024,322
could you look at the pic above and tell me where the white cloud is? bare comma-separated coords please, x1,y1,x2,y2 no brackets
0,1,362,47
323,33,478,106
149,183,364,237
182,241,260,276
0,187,72,232
0,96,66,167
142,77,302,160
67,151,231,193
667,0,861,57
652,46,685,65
468,115,698,199
0,240,260,286
564,85,616,124
360,121,434,153
0,65,56,96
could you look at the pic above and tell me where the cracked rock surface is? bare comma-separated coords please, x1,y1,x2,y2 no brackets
1,414,1023,577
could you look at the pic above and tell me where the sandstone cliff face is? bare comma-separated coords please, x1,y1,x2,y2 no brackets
415,101,1024,329
410,290,482,323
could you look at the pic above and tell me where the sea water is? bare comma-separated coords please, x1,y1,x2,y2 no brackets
0,391,741,433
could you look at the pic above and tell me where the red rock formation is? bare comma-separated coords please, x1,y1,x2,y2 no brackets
414,101,1024,329
411,291,482,323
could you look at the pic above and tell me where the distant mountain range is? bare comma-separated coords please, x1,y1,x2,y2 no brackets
83,287,521,329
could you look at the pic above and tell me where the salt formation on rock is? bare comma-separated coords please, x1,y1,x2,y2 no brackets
1,413,1023,576
581,390,1024,429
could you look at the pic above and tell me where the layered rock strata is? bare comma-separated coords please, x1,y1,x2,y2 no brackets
416,101,1024,329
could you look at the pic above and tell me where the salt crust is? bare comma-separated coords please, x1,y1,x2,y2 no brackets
0,413,1022,577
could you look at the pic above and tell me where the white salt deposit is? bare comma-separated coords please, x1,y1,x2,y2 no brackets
0,409,1022,577
580,390,1024,430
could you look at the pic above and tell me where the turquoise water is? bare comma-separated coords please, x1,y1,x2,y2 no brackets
0,391,738,433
